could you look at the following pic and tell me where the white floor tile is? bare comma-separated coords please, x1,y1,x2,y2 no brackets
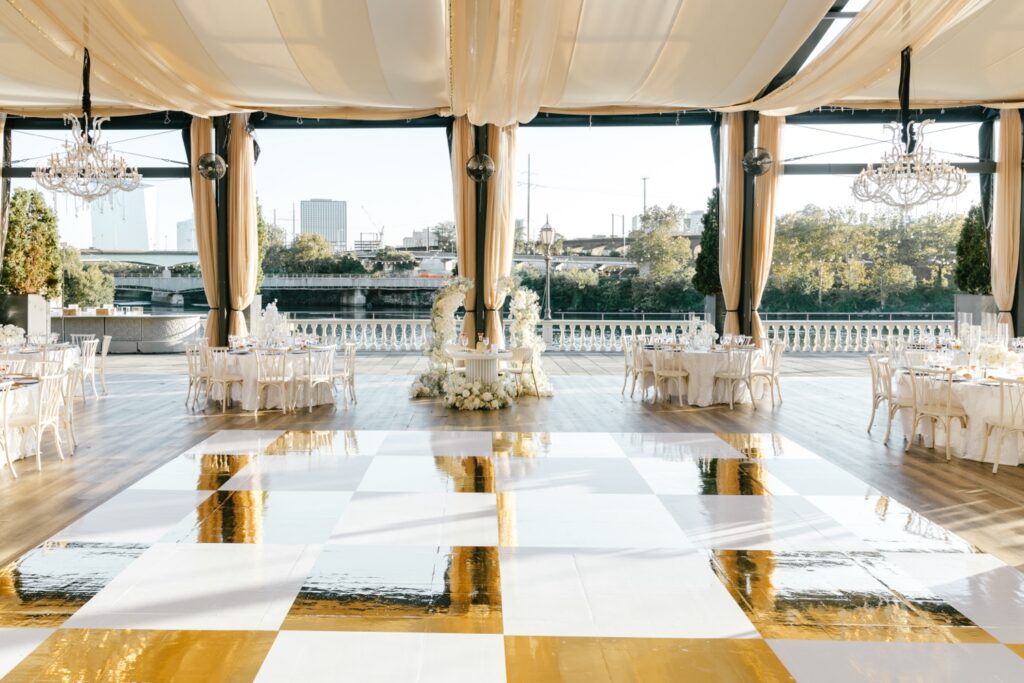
500,492,690,548
357,456,491,493
64,543,319,631
630,457,797,495
375,431,494,457
768,641,1024,683
614,432,745,459
508,432,628,458
255,631,506,683
884,552,1024,642
494,458,651,494
501,547,756,638
660,495,866,551
0,628,54,678
222,455,372,491
329,492,498,546
50,489,212,544
760,459,879,496
186,430,285,456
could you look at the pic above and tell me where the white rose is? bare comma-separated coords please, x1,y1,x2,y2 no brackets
462,389,470,397
481,392,493,402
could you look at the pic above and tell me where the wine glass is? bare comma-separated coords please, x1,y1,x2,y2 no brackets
482,336,490,351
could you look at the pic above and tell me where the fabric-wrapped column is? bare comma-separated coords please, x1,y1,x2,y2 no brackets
718,112,744,335
227,113,258,337
189,117,221,346
483,123,517,348
751,115,782,343
992,109,1021,332
451,117,477,342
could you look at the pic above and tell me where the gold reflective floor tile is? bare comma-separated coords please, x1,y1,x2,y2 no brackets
281,545,502,634
709,550,996,643
493,432,546,458
2,628,276,682
1008,644,1024,659
0,543,148,628
504,637,794,682
357,456,495,493
713,433,818,460
264,430,370,456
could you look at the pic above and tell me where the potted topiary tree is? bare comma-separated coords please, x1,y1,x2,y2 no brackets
692,188,725,331
0,189,61,336
953,204,996,329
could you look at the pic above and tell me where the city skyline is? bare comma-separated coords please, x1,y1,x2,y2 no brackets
11,120,983,251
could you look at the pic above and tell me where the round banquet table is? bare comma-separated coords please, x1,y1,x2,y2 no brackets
207,350,336,412
448,350,512,384
894,372,1022,466
6,345,81,373
639,346,757,407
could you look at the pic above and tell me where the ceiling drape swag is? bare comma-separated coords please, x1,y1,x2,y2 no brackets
733,0,988,115
451,117,477,342
483,124,517,346
189,117,220,346
992,109,1021,333
227,113,257,338
751,116,782,344
718,112,744,336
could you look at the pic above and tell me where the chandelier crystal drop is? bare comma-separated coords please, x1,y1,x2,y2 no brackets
32,48,141,205
851,120,968,210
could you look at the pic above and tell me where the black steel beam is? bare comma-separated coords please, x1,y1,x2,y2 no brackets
213,116,230,346
5,111,190,130
524,111,715,127
783,161,995,175
252,113,450,129
473,125,489,338
759,0,850,98
2,166,189,179
1015,109,1024,334
739,111,757,336
0,126,10,266
787,106,990,125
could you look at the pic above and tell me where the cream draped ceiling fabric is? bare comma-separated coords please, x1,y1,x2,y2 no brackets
718,113,744,336
189,117,221,346
751,116,782,344
227,113,258,337
992,109,1021,332
483,125,516,346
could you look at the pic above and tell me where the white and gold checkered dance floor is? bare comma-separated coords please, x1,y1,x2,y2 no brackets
2,429,1024,681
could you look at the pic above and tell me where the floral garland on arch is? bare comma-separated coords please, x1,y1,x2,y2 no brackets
506,286,554,397
410,276,473,398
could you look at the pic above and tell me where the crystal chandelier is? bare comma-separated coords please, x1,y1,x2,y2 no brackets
851,47,967,210
33,49,141,204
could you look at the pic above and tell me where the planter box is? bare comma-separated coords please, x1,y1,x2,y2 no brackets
0,294,50,336
954,293,997,332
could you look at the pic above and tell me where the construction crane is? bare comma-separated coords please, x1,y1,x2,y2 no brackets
361,205,384,248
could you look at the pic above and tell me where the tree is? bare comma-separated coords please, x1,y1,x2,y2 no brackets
285,233,334,273
63,246,114,307
373,248,417,273
1,189,61,298
430,221,456,252
954,205,990,294
692,189,721,296
628,204,693,279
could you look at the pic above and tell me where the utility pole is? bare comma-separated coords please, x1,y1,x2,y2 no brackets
641,176,649,216
610,213,616,239
621,215,626,249
526,154,532,245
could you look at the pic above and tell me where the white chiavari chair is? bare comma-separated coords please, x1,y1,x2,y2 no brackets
7,362,66,470
506,347,539,396
631,341,655,400
77,338,100,400
70,333,96,348
0,381,17,478
752,340,785,407
294,346,335,413
714,347,756,410
98,335,112,394
981,378,1024,474
651,348,688,406
254,348,292,417
621,341,637,395
206,347,244,413
184,342,209,410
331,342,358,404
444,343,466,374
905,366,967,460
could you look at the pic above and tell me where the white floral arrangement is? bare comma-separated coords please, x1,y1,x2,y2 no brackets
443,373,517,410
506,285,553,397
257,300,290,346
0,324,25,347
410,277,473,398
975,342,1010,369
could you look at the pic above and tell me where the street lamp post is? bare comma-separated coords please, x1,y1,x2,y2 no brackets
539,217,555,321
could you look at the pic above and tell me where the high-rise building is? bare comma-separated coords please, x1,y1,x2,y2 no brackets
300,198,347,251
91,185,157,250
401,228,434,249
176,218,196,251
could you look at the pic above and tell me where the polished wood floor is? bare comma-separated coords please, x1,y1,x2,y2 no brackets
0,353,1021,571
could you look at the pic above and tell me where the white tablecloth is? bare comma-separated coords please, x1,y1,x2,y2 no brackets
641,348,754,407
7,346,81,373
208,351,335,411
895,374,1021,466
449,351,512,384
4,382,41,460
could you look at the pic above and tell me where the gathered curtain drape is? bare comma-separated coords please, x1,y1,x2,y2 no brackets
992,108,1021,332
733,0,985,115
451,117,477,342
227,113,258,337
483,124,517,346
751,116,783,343
718,112,745,336
189,117,221,346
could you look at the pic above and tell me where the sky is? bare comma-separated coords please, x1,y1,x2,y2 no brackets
13,117,983,251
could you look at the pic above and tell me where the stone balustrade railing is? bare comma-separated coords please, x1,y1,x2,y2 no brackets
289,318,432,351
763,320,955,353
